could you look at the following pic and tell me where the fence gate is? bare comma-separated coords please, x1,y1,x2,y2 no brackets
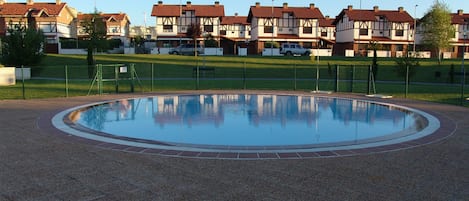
87,64,143,95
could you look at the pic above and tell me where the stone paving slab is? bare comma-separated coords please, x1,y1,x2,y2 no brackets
0,91,468,200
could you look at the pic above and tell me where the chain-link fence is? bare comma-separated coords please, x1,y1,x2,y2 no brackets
1,60,467,106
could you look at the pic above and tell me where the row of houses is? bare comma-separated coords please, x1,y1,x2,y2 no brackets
0,0,130,53
0,0,468,58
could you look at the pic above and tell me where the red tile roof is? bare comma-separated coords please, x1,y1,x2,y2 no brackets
248,5,324,22
334,8,413,25
0,3,67,16
319,18,335,27
151,4,225,17
78,13,130,22
221,16,249,25
451,13,469,25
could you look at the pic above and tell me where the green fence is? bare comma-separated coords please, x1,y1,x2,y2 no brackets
1,61,467,106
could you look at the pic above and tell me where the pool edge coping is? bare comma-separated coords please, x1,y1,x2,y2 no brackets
41,91,455,160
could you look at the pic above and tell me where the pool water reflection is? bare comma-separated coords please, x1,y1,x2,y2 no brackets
70,94,427,146
73,94,427,148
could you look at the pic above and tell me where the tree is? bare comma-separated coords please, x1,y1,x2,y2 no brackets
420,0,455,63
368,41,381,79
80,11,107,77
395,53,420,81
186,23,202,56
1,20,45,67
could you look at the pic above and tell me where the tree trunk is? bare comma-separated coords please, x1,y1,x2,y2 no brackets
87,46,95,78
438,49,442,65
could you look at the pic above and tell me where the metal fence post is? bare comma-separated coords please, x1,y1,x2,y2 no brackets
351,65,355,93
367,65,372,95
335,64,340,92
65,65,69,97
405,64,409,98
98,64,103,95
130,64,135,93
115,64,119,93
21,65,25,99
294,64,297,90
243,61,247,90
196,65,200,90
151,63,154,92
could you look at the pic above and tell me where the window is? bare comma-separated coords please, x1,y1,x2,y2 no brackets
359,28,368,36
303,20,313,34
395,30,404,36
396,44,404,51
264,18,274,34
280,12,295,28
163,25,173,32
202,17,214,33
321,31,328,37
162,17,174,32
303,27,312,34
220,30,226,35
109,26,120,33
204,25,213,33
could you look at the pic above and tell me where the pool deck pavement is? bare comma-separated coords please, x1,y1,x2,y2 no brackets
1,91,468,200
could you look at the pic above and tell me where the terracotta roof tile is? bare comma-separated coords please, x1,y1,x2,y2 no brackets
221,16,249,25
451,13,469,24
319,18,335,27
0,3,66,16
248,6,324,21
151,4,224,17
78,13,130,22
334,8,413,25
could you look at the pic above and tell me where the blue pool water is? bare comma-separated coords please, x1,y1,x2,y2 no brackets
70,94,428,148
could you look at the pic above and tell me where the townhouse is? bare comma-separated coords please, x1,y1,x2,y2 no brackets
450,9,469,58
333,5,415,57
0,0,78,53
247,2,328,54
151,1,224,49
219,14,251,55
77,12,131,45
318,16,335,49
130,26,157,41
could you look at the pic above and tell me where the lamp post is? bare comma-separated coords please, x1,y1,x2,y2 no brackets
461,31,467,105
413,5,418,57
271,0,274,56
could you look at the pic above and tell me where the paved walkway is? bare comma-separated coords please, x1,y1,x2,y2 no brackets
1,91,468,200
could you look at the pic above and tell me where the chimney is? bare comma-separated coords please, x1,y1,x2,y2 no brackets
158,1,163,6
27,0,33,5
255,2,260,8
325,15,330,20
347,5,353,11
458,9,464,16
186,1,191,8
283,3,288,9
214,1,220,7
309,3,315,10
235,12,238,17
373,6,379,12
56,0,61,5
398,7,404,13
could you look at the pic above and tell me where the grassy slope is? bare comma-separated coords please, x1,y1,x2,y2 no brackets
0,54,467,106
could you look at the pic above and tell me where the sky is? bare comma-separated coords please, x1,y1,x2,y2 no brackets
31,0,469,26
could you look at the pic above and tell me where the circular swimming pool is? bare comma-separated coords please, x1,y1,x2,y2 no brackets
53,93,440,158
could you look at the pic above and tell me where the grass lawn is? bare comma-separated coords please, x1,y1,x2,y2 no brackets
0,54,467,107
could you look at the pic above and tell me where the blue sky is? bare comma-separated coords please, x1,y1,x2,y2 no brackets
33,0,469,26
